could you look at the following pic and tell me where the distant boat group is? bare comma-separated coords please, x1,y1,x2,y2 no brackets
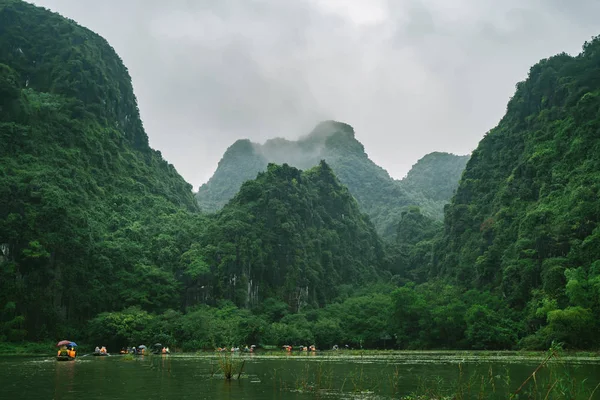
121,344,170,355
216,345,256,353
283,344,317,352
55,341,170,361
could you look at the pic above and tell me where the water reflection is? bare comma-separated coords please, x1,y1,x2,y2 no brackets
54,359,76,399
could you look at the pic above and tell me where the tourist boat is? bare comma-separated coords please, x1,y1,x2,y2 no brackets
92,352,108,356
56,355,74,361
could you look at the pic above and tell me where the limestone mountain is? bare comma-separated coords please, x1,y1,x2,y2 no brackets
188,161,385,311
0,0,389,343
400,152,470,202
196,121,469,238
0,0,198,339
436,35,600,348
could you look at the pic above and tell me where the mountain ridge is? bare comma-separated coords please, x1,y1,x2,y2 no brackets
196,121,470,238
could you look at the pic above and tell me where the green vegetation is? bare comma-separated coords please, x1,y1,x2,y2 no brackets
266,345,600,399
0,0,199,342
400,152,470,202
0,340,54,355
214,354,245,380
196,121,469,238
0,0,599,356
435,34,600,350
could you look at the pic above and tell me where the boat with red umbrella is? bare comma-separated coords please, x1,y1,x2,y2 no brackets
56,340,76,361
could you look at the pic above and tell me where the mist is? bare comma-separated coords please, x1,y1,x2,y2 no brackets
31,0,600,190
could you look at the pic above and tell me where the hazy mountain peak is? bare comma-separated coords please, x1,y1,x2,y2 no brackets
263,137,294,147
196,120,469,237
302,120,355,141
223,139,260,155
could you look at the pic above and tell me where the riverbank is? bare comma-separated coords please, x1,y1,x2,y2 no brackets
0,341,57,355
244,348,600,359
1,342,599,359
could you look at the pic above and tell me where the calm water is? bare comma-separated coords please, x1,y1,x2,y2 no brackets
1,351,599,399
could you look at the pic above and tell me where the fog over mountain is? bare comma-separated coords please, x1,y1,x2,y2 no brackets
31,0,600,189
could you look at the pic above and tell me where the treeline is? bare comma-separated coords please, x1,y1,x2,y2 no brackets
86,282,519,352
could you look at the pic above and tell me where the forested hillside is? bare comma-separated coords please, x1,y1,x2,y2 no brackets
0,1,388,346
435,35,600,349
185,162,384,311
400,152,470,202
197,121,469,238
0,0,199,341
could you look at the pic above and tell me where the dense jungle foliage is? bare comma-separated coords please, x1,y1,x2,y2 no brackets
1,1,599,352
400,152,471,202
196,121,469,238
0,0,200,341
436,35,600,349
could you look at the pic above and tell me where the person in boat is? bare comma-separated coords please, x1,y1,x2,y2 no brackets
57,346,69,357
161,347,167,354
94,346,100,354
100,346,107,355
68,346,76,358
310,345,316,351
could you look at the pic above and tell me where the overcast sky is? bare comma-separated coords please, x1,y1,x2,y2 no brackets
32,0,600,190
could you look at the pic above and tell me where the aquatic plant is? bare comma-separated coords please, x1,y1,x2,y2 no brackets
292,361,333,395
215,354,245,380
395,344,600,399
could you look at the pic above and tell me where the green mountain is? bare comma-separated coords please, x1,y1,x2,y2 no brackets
197,121,469,238
85,161,388,351
436,35,600,349
187,161,385,312
0,0,199,340
0,1,388,344
400,152,470,202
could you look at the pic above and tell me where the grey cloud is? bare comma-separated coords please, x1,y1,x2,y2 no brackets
31,0,600,188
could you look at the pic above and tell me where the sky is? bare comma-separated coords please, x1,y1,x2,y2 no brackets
32,0,600,190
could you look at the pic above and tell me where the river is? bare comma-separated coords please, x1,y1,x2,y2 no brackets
1,351,599,399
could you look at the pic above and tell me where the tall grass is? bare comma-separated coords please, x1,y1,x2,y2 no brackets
214,354,245,380
397,343,599,400
271,344,598,399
